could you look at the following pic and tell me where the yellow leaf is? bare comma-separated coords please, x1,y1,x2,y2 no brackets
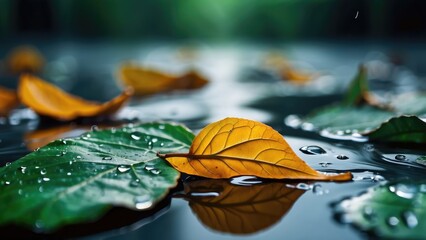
7,45,45,73
0,86,19,116
118,64,208,96
18,75,133,121
159,117,352,181
180,179,305,234
264,53,315,85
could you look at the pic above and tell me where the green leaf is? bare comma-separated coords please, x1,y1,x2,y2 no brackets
335,181,426,239
304,105,394,138
343,65,368,106
291,66,426,143
0,122,194,231
365,116,426,144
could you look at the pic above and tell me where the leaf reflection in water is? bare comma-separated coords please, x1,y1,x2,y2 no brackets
178,179,306,235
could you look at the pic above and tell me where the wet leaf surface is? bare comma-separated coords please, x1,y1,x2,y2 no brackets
18,75,132,121
118,64,208,96
291,67,426,143
160,117,352,181
180,179,305,235
0,122,193,231
335,181,426,239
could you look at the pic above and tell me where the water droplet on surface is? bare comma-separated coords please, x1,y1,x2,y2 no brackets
145,165,155,171
389,183,417,199
5,162,11,166
62,140,67,144
296,183,311,190
134,195,153,210
319,162,331,167
312,184,324,195
158,124,165,130
148,141,153,149
403,211,418,228
4,181,10,185
387,216,400,227
39,186,44,192
67,172,72,176
117,165,131,173
364,144,375,152
40,169,47,175
42,177,50,182
160,142,165,147
76,155,82,159
230,176,262,186
19,166,26,174
129,179,140,187
336,154,349,160
362,206,376,220
152,138,158,143
284,115,302,128
190,192,220,197
395,154,406,161
91,125,99,132
150,169,161,175
299,145,327,155
131,133,141,140
102,156,112,161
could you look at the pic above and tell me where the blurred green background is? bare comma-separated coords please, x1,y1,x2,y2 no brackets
0,0,425,41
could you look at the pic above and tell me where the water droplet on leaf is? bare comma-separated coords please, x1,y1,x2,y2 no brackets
134,195,153,210
117,165,131,173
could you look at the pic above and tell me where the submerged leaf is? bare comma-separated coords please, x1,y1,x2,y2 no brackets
0,86,19,116
18,75,132,121
118,64,208,96
181,179,305,234
7,45,45,73
335,181,426,239
159,117,352,181
0,122,192,231
264,53,315,85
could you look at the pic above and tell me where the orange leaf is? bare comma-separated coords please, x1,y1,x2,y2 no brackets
7,45,45,73
180,179,305,234
18,75,132,121
118,64,208,96
0,86,19,116
25,125,87,150
159,117,352,181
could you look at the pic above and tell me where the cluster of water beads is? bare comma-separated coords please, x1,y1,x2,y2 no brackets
285,182,328,195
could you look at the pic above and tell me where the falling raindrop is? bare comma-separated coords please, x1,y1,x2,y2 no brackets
299,145,327,155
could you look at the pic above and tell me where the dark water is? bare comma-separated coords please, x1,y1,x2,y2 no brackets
1,41,426,239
